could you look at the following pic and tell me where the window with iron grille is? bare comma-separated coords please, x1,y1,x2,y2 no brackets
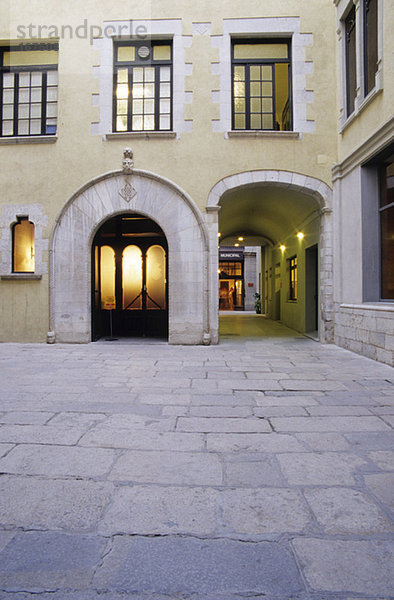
0,43,58,137
113,41,172,132
232,39,292,131
289,256,297,301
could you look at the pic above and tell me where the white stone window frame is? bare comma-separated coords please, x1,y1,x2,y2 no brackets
92,19,192,139
335,0,383,132
210,17,314,137
0,204,48,278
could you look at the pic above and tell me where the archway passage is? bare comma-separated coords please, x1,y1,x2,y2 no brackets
92,213,168,341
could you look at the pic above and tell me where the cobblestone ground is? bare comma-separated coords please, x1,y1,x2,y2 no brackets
0,316,393,600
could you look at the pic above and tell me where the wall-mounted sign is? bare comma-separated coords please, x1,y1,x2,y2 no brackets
219,246,244,261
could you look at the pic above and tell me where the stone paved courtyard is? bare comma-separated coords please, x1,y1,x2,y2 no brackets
0,316,393,599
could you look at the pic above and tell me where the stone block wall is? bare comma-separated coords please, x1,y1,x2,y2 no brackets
334,303,394,366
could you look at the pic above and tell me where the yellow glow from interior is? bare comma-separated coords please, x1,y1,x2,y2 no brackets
297,232,304,240
280,244,286,252
234,243,240,247
238,236,244,241
13,219,35,273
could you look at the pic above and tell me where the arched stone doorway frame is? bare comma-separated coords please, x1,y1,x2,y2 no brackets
49,169,213,344
207,170,334,342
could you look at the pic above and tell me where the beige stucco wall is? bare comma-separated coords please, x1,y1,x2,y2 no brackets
1,0,338,342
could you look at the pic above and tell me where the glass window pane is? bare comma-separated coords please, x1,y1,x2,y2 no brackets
249,65,261,80
19,73,30,87
47,71,58,85
262,114,274,129
233,81,245,97
160,99,170,113
46,119,57,134
13,219,35,272
160,83,171,97
31,87,41,102
122,245,142,309
3,73,14,87
250,82,261,96
233,66,245,81
116,115,128,131
160,114,170,129
3,89,14,103
262,65,272,80
117,99,128,114
117,84,129,99
144,83,155,97
250,98,261,112
47,87,57,102
4,50,57,67
132,99,143,114
380,162,394,208
143,115,155,130
118,46,135,62
46,103,56,118
160,66,171,82
30,119,41,134
365,0,378,95
234,113,245,129
133,68,144,82
132,83,144,99
132,115,143,130
146,245,166,309
144,67,155,82
262,82,272,96
2,105,13,119
262,97,273,112
117,68,128,83
153,45,171,61
234,98,245,112
251,114,262,129
31,72,42,86
18,104,29,119
275,63,290,130
18,89,30,103
234,43,288,60
2,120,13,136
144,99,155,113
18,120,29,135
100,246,116,309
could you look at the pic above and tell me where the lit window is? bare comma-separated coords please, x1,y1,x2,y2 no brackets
113,41,172,132
12,217,35,273
380,159,394,300
232,39,291,131
289,256,297,300
0,43,58,137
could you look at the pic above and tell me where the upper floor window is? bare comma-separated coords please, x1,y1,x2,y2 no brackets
364,0,378,96
289,256,297,300
345,6,357,117
0,43,58,137
232,39,291,131
12,217,35,273
113,41,172,133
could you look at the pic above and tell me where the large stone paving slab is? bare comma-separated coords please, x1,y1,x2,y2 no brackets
93,536,304,596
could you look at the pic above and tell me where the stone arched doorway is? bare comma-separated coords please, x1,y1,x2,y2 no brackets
50,168,211,344
207,170,333,342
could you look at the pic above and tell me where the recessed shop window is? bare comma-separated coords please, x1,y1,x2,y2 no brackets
0,43,58,137
113,40,172,132
232,39,291,131
12,217,35,272
289,256,297,300
380,159,394,300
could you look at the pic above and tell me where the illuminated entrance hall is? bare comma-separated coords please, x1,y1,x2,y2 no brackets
92,213,168,340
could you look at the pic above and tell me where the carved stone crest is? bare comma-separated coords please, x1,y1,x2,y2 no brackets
122,147,134,174
119,180,137,203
